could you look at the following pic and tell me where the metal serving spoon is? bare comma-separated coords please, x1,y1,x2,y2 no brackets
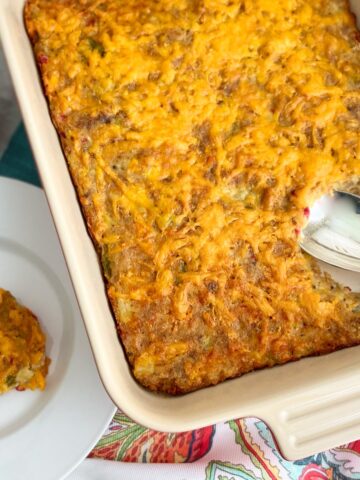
300,190,360,272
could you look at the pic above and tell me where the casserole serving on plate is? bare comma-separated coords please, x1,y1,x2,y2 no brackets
0,288,49,394
1,0,360,460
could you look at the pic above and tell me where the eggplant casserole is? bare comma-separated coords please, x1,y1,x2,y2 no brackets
25,0,360,394
0,289,49,393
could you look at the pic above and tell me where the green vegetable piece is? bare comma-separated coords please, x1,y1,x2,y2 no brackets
88,37,105,57
6,375,16,387
102,252,111,277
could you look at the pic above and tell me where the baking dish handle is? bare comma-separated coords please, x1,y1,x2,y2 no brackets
261,375,360,460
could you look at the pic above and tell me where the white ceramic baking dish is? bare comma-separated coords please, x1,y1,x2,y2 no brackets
1,0,360,461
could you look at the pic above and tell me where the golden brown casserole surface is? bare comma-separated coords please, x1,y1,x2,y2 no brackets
25,0,360,393
0,289,49,393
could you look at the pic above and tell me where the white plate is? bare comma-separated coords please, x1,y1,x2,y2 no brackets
0,177,116,480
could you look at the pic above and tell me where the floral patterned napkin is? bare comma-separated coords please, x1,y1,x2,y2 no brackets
78,411,359,480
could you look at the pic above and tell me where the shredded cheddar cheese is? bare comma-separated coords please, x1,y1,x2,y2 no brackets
0,289,49,394
25,0,360,394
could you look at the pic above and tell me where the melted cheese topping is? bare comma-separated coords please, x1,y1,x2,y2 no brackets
0,289,49,393
25,0,360,393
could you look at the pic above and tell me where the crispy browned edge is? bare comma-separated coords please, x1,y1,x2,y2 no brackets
23,1,132,387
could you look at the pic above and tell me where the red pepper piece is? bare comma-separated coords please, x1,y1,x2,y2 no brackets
38,53,48,65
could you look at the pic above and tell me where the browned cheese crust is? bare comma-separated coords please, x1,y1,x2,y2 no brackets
25,0,360,394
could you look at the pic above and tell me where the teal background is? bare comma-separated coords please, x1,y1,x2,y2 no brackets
0,123,40,187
